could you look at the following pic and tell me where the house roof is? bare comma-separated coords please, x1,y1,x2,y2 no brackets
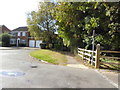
0,25,11,32
12,26,28,31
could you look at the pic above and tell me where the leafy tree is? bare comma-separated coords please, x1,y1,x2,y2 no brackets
27,1,120,52
27,2,57,47
52,2,120,53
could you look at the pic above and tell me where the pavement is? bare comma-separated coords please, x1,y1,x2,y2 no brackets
66,55,89,69
0,48,119,88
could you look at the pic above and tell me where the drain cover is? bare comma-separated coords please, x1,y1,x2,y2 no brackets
0,71,25,77
30,65,38,68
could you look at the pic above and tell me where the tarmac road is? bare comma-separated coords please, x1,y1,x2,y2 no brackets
0,49,118,88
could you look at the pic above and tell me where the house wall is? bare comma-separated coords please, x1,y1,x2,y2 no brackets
10,31,29,46
16,31,29,46
10,30,42,47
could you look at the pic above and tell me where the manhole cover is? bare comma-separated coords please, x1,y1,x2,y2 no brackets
0,71,25,77
30,65,38,68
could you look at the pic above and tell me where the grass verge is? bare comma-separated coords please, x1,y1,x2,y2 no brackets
30,49,67,65
100,58,120,70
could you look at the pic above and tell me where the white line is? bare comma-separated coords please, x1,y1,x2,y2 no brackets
94,69,118,88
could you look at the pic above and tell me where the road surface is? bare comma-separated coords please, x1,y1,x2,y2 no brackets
0,49,118,88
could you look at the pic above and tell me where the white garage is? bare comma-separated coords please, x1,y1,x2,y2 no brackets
29,40,42,48
29,40,35,47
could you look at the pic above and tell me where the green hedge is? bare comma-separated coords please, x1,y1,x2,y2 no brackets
0,33,11,47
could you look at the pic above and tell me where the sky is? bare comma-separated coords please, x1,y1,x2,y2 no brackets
0,0,42,30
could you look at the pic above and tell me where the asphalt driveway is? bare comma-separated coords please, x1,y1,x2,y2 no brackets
0,49,118,88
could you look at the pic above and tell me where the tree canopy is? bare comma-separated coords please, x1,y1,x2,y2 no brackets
52,2,120,52
27,2,57,44
27,2,120,53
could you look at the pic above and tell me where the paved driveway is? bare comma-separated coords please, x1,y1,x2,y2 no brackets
0,49,118,88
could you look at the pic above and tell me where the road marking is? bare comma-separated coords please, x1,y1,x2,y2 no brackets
94,69,118,88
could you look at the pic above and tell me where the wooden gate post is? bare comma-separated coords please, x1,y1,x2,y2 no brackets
95,44,100,68
82,49,84,60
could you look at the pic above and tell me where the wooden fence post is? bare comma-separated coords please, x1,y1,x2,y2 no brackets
82,49,84,60
95,44,100,68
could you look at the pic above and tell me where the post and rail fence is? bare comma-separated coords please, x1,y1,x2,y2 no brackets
78,44,120,69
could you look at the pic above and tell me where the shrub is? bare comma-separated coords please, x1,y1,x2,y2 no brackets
0,33,11,47
10,44,17,47
0,41,2,47
54,44,62,50
40,43,46,49
19,43,26,47
48,43,53,49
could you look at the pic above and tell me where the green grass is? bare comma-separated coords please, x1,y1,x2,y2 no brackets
30,49,67,65
100,58,120,70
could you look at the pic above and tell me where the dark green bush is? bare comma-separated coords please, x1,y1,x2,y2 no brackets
54,44,62,50
0,33,11,47
19,43,26,47
48,43,53,49
0,41,2,47
40,43,47,49
10,44,17,47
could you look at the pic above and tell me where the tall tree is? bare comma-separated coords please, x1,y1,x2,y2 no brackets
27,2,56,45
52,2,120,53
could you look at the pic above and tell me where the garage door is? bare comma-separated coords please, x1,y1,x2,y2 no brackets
36,40,42,48
29,40,35,47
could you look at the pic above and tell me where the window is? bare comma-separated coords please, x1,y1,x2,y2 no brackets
18,32,21,36
10,40,13,44
10,39,16,44
11,32,17,36
22,32,26,36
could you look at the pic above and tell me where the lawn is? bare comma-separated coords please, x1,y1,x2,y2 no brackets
30,49,67,65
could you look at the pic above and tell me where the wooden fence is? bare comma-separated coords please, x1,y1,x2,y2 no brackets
100,50,120,70
78,44,120,69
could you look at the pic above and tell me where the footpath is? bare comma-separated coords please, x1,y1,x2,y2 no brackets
66,54,119,88
66,54,88,69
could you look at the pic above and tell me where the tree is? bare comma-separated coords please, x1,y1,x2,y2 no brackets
0,33,11,47
27,2,57,47
52,2,120,53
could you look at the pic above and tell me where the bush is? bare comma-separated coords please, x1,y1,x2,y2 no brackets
19,43,26,47
0,41,2,47
10,44,17,47
0,33,11,47
40,43,47,49
54,44,62,50
48,43,53,49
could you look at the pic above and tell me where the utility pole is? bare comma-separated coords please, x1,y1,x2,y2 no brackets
91,30,95,65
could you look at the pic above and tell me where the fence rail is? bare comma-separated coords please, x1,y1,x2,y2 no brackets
100,50,120,69
78,44,120,69
78,46,98,67
100,56,120,60
100,50,120,53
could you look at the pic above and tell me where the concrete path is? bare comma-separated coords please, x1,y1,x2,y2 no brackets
66,55,88,69
0,49,118,88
